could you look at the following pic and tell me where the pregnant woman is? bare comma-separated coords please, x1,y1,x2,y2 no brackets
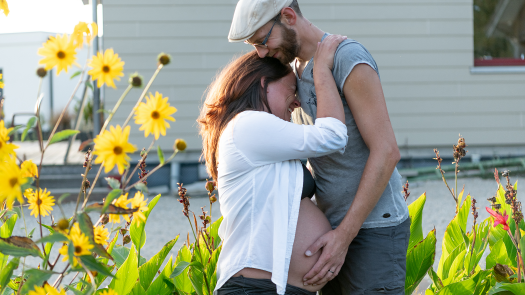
198,35,347,295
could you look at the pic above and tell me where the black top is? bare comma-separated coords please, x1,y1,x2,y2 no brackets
301,163,316,200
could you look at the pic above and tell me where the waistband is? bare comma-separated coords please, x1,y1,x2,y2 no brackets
215,276,315,295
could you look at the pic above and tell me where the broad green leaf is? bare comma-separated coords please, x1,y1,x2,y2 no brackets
20,269,55,293
428,268,443,292
70,70,82,79
207,216,223,249
105,177,121,190
405,229,437,295
21,117,36,142
442,248,466,286
135,183,149,194
502,233,518,268
495,185,512,218
157,146,165,164
174,245,194,293
48,129,80,145
0,214,18,269
407,193,426,251
488,282,525,295
437,270,491,295
439,195,471,270
486,239,512,269
35,232,68,244
465,220,490,274
130,194,161,250
79,255,114,277
130,283,147,295
438,242,465,280
0,257,19,294
0,236,42,258
171,261,191,279
139,236,178,291
146,256,174,295
77,212,112,260
7,125,23,136
189,262,209,295
102,189,122,214
457,188,465,210
521,235,525,270
206,247,220,291
112,245,147,268
109,244,139,295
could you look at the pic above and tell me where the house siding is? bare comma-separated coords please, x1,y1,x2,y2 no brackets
103,0,525,156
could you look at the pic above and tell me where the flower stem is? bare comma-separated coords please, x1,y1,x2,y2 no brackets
122,139,155,190
122,64,164,128
100,84,133,133
126,151,178,191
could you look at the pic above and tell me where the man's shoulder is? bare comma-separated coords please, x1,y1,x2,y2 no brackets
334,39,374,62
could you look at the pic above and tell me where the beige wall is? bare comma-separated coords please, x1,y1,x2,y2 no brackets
103,0,525,157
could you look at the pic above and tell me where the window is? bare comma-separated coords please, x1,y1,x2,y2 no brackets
474,0,525,66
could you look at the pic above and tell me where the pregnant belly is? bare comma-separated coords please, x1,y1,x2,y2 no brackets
287,198,332,292
232,198,332,292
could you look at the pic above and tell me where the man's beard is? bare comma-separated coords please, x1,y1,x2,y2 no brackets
276,25,299,64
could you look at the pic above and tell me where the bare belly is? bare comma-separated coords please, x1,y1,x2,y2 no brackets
233,198,332,292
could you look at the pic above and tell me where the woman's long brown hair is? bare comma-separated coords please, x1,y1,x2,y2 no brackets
198,51,292,181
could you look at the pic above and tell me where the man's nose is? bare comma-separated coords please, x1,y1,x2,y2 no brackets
255,47,269,58
293,99,301,108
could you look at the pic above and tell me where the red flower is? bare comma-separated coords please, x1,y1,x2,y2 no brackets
486,207,510,231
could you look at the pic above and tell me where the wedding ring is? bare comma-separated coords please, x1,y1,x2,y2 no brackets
328,270,334,274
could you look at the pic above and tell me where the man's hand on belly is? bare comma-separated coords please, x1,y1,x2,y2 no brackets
302,227,353,286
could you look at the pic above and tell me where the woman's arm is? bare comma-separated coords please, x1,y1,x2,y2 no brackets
313,35,346,124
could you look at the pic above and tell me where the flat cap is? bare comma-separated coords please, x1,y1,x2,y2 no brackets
228,0,293,42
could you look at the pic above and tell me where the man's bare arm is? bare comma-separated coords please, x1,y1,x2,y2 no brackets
302,64,400,286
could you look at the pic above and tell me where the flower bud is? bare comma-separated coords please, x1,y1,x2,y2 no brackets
157,53,171,65
129,72,143,88
205,180,215,192
174,139,186,151
36,67,48,78
123,235,131,245
120,228,128,236
57,218,69,231
101,214,109,225
209,194,217,203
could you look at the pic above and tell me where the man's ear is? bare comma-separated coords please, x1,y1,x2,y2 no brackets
280,7,297,26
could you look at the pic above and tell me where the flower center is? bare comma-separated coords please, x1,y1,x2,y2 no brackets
75,245,83,254
0,141,3,148
9,177,18,188
102,65,110,73
113,146,123,155
57,51,66,59
37,198,42,205
151,111,160,119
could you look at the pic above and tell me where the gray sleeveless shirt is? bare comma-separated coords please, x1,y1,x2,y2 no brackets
292,34,409,229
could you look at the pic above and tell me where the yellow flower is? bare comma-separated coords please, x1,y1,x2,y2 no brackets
99,289,118,295
0,120,18,160
94,225,109,245
88,48,124,88
93,125,137,174
21,159,38,178
0,0,9,17
72,21,98,49
130,191,149,223
0,73,4,89
27,188,55,218
38,34,77,75
28,285,66,295
0,159,27,209
59,223,93,266
108,193,131,224
134,92,177,140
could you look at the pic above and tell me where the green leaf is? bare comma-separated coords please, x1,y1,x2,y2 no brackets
7,125,24,137
206,247,220,291
20,269,55,293
48,129,80,145
0,214,18,238
21,117,36,142
130,283,147,295
34,232,68,244
171,261,191,279
407,193,426,251
488,282,525,295
79,255,114,277
157,146,165,164
135,183,149,195
174,245,194,293
438,242,466,281
405,229,437,295
0,258,19,294
57,193,71,205
70,70,82,79
521,235,525,270
102,189,122,214
109,244,139,295
428,268,444,292
189,261,209,295
436,270,491,295
486,239,512,270
146,256,175,295
130,194,161,250
112,245,146,268
0,237,42,258
207,216,223,249
105,177,121,190
139,236,178,291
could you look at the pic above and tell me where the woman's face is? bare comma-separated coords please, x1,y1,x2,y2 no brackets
265,72,300,121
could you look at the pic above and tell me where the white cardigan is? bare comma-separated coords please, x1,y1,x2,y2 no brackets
214,111,348,294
